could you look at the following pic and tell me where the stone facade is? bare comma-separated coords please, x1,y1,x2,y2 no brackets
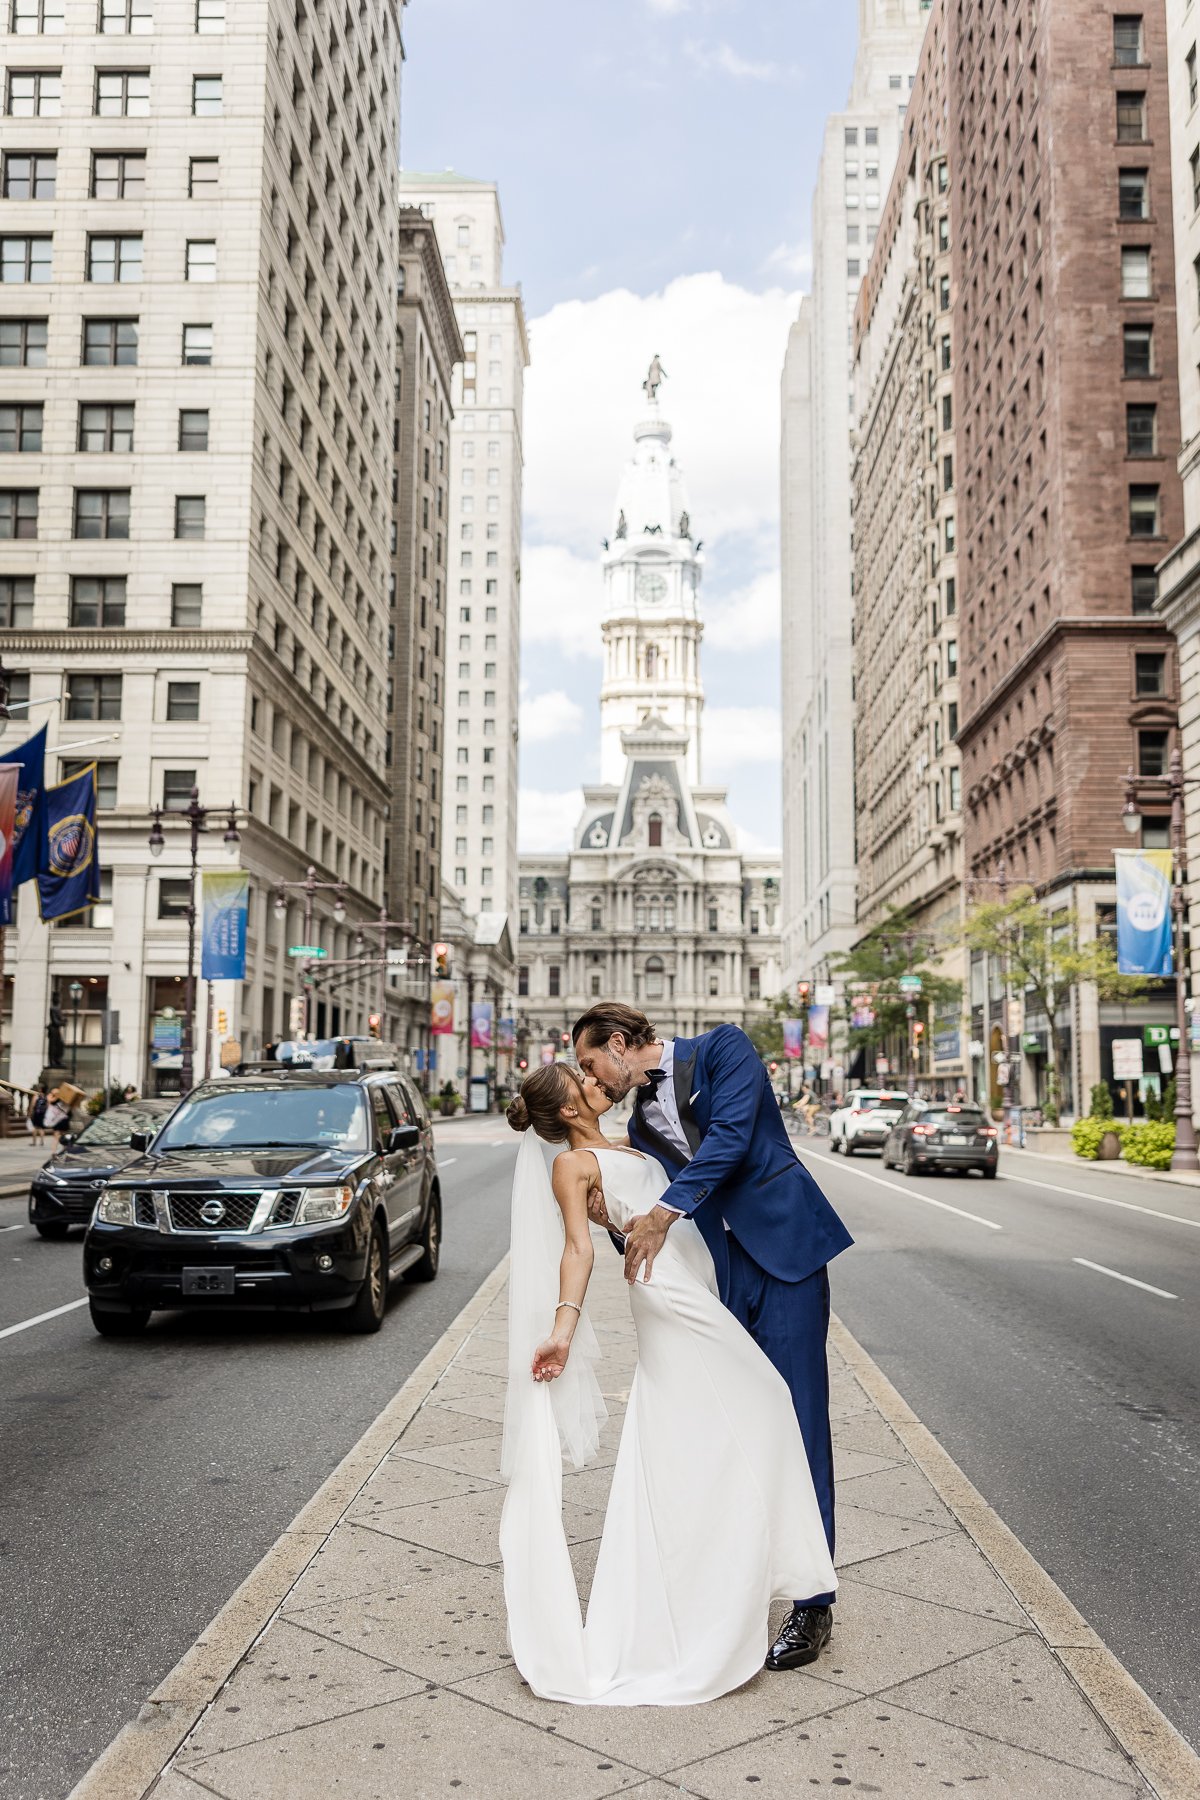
0,0,403,1093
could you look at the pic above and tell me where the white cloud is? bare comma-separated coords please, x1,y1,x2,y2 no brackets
524,272,799,557
645,0,689,11
519,788,584,854
521,543,605,658
705,567,779,652
763,241,813,281
519,688,585,744
685,40,799,82
702,705,781,773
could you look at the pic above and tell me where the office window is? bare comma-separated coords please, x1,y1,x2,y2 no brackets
749,967,761,1000
191,74,222,115
74,488,129,538
178,408,209,451
185,239,216,281
945,575,957,615
1131,565,1158,613
162,768,195,807
3,152,55,198
157,878,191,919
1190,46,1199,108
166,681,200,721
1135,651,1167,696
91,151,145,197
1124,323,1153,375
67,673,122,719
70,574,126,626
1113,15,1144,65
1,236,52,282
1116,92,1146,142
0,403,42,451
171,583,202,627
10,0,66,26
548,965,561,998
0,318,47,365
195,0,225,28
63,758,117,808
95,69,149,116
78,402,134,452
517,965,528,997
1126,403,1157,456
0,575,34,625
708,906,719,931
87,234,142,282
101,0,152,29
1121,246,1151,297
844,127,857,147
0,490,38,537
7,70,61,114
946,640,958,677
174,495,205,539
188,156,218,196
1118,168,1149,219
1129,484,1160,536
944,515,956,551
1138,729,1169,776
182,322,212,364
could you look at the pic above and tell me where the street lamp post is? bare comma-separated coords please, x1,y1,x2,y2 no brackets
1123,750,1199,1172
68,980,83,1083
148,788,242,1093
271,867,347,1037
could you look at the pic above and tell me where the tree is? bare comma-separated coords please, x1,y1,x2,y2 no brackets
962,889,1148,1123
746,993,788,1064
830,909,961,1076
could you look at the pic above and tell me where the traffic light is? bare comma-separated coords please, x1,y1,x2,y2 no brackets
433,942,451,979
913,1021,926,1042
797,981,811,1004
368,1012,383,1038
518,1058,528,1071
217,1008,228,1035
288,995,305,1035
560,1031,570,1048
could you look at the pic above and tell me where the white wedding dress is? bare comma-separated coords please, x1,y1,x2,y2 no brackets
499,1138,837,1707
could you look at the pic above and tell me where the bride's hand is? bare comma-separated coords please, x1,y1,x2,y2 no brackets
532,1335,571,1382
586,1190,612,1229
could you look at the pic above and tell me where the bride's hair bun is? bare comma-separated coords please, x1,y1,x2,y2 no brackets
506,1094,532,1133
507,1064,579,1143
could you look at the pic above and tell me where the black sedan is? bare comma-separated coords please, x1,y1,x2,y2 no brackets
28,1100,175,1239
882,1100,999,1178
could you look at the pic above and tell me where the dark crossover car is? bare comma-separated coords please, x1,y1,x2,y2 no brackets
28,1100,175,1239
84,1067,440,1338
882,1100,999,1178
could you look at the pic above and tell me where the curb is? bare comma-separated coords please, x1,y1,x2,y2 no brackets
831,1315,1200,1800
999,1143,1200,1192
66,1252,511,1800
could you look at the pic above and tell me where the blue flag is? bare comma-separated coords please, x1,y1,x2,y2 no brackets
1114,848,1174,976
36,765,100,923
8,721,48,891
201,871,249,979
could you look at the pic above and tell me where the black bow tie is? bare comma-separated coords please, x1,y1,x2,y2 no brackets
643,1067,669,1092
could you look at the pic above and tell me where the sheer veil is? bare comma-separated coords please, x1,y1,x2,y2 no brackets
500,1130,607,1481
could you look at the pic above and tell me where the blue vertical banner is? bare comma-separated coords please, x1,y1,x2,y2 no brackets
36,765,99,922
8,721,48,894
783,1018,804,1061
1114,848,1174,976
200,870,249,979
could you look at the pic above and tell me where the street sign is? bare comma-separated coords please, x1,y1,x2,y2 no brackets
288,945,327,959
1144,1025,1170,1046
898,974,922,994
874,1056,890,1074
815,984,836,1007
1111,1038,1144,1080
386,948,408,965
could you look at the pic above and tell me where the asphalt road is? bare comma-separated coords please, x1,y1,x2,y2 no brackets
803,1136,1200,1751
0,1116,516,1800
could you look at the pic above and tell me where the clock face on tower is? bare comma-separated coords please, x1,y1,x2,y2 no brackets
636,570,668,604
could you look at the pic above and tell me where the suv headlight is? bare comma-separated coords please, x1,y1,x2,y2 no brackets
295,1183,355,1224
96,1191,135,1225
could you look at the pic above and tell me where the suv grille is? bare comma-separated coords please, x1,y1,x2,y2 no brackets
134,1192,157,1227
168,1191,261,1232
270,1189,302,1227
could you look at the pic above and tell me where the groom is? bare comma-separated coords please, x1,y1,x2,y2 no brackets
573,1002,853,1671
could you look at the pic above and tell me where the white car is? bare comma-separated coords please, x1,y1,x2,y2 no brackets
829,1090,911,1156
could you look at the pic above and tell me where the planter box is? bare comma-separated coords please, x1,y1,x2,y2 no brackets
1025,1126,1074,1158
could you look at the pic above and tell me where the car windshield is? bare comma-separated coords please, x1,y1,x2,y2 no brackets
151,1086,369,1152
857,1094,907,1111
75,1106,166,1148
923,1107,986,1127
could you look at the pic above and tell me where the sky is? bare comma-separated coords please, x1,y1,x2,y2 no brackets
401,0,860,853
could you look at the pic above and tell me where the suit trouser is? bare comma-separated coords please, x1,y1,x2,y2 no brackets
723,1234,836,1609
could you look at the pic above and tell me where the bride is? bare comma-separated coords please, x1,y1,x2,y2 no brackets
500,1061,836,1707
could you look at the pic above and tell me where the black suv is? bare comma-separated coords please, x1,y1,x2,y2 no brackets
28,1100,174,1239
84,1068,440,1338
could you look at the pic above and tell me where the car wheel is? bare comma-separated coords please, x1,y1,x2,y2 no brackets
982,1164,998,1179
341,1217,388,1333
35,1220,70,1241
406,1191,441,1283
903,1149,918,1177
843,1140,855,1158
89,1300,150,1338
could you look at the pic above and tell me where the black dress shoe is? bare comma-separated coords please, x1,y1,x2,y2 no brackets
765,1604,833,1671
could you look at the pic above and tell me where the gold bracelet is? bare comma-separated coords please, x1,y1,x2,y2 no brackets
555,1300,582,1315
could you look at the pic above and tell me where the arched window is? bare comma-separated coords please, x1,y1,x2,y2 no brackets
645,956,665,1001
648,812,663,848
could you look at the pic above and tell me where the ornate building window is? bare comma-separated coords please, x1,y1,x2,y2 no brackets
648,812,662,847
645,956,665,1001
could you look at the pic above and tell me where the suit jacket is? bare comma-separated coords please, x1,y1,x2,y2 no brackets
627,1025,853,1296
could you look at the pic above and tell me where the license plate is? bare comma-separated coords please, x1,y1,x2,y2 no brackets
182,1266,236,1296
944,1134,967,1145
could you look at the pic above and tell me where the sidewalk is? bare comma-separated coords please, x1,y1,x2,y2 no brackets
72,1244,1200,1800
0,1136,50,1194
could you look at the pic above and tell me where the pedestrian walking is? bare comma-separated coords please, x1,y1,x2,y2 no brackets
42,1089,70,1142
27,1085,48,1146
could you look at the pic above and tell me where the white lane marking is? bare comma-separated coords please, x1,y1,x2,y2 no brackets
490,1139,509,1148
1073,1258,1178,1301
437,1158,457,1169
998,1170,1200,1232
0,1222,25,1232
798,1144,1002,1231
0,1297,88,1340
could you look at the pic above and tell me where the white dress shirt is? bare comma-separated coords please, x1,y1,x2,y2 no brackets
641,1039,692,1163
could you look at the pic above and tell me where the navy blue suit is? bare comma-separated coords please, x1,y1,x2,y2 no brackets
627,1025,853,1607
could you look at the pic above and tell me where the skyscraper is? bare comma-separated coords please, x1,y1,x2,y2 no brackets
780,0,930,991
0,0,404,1090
